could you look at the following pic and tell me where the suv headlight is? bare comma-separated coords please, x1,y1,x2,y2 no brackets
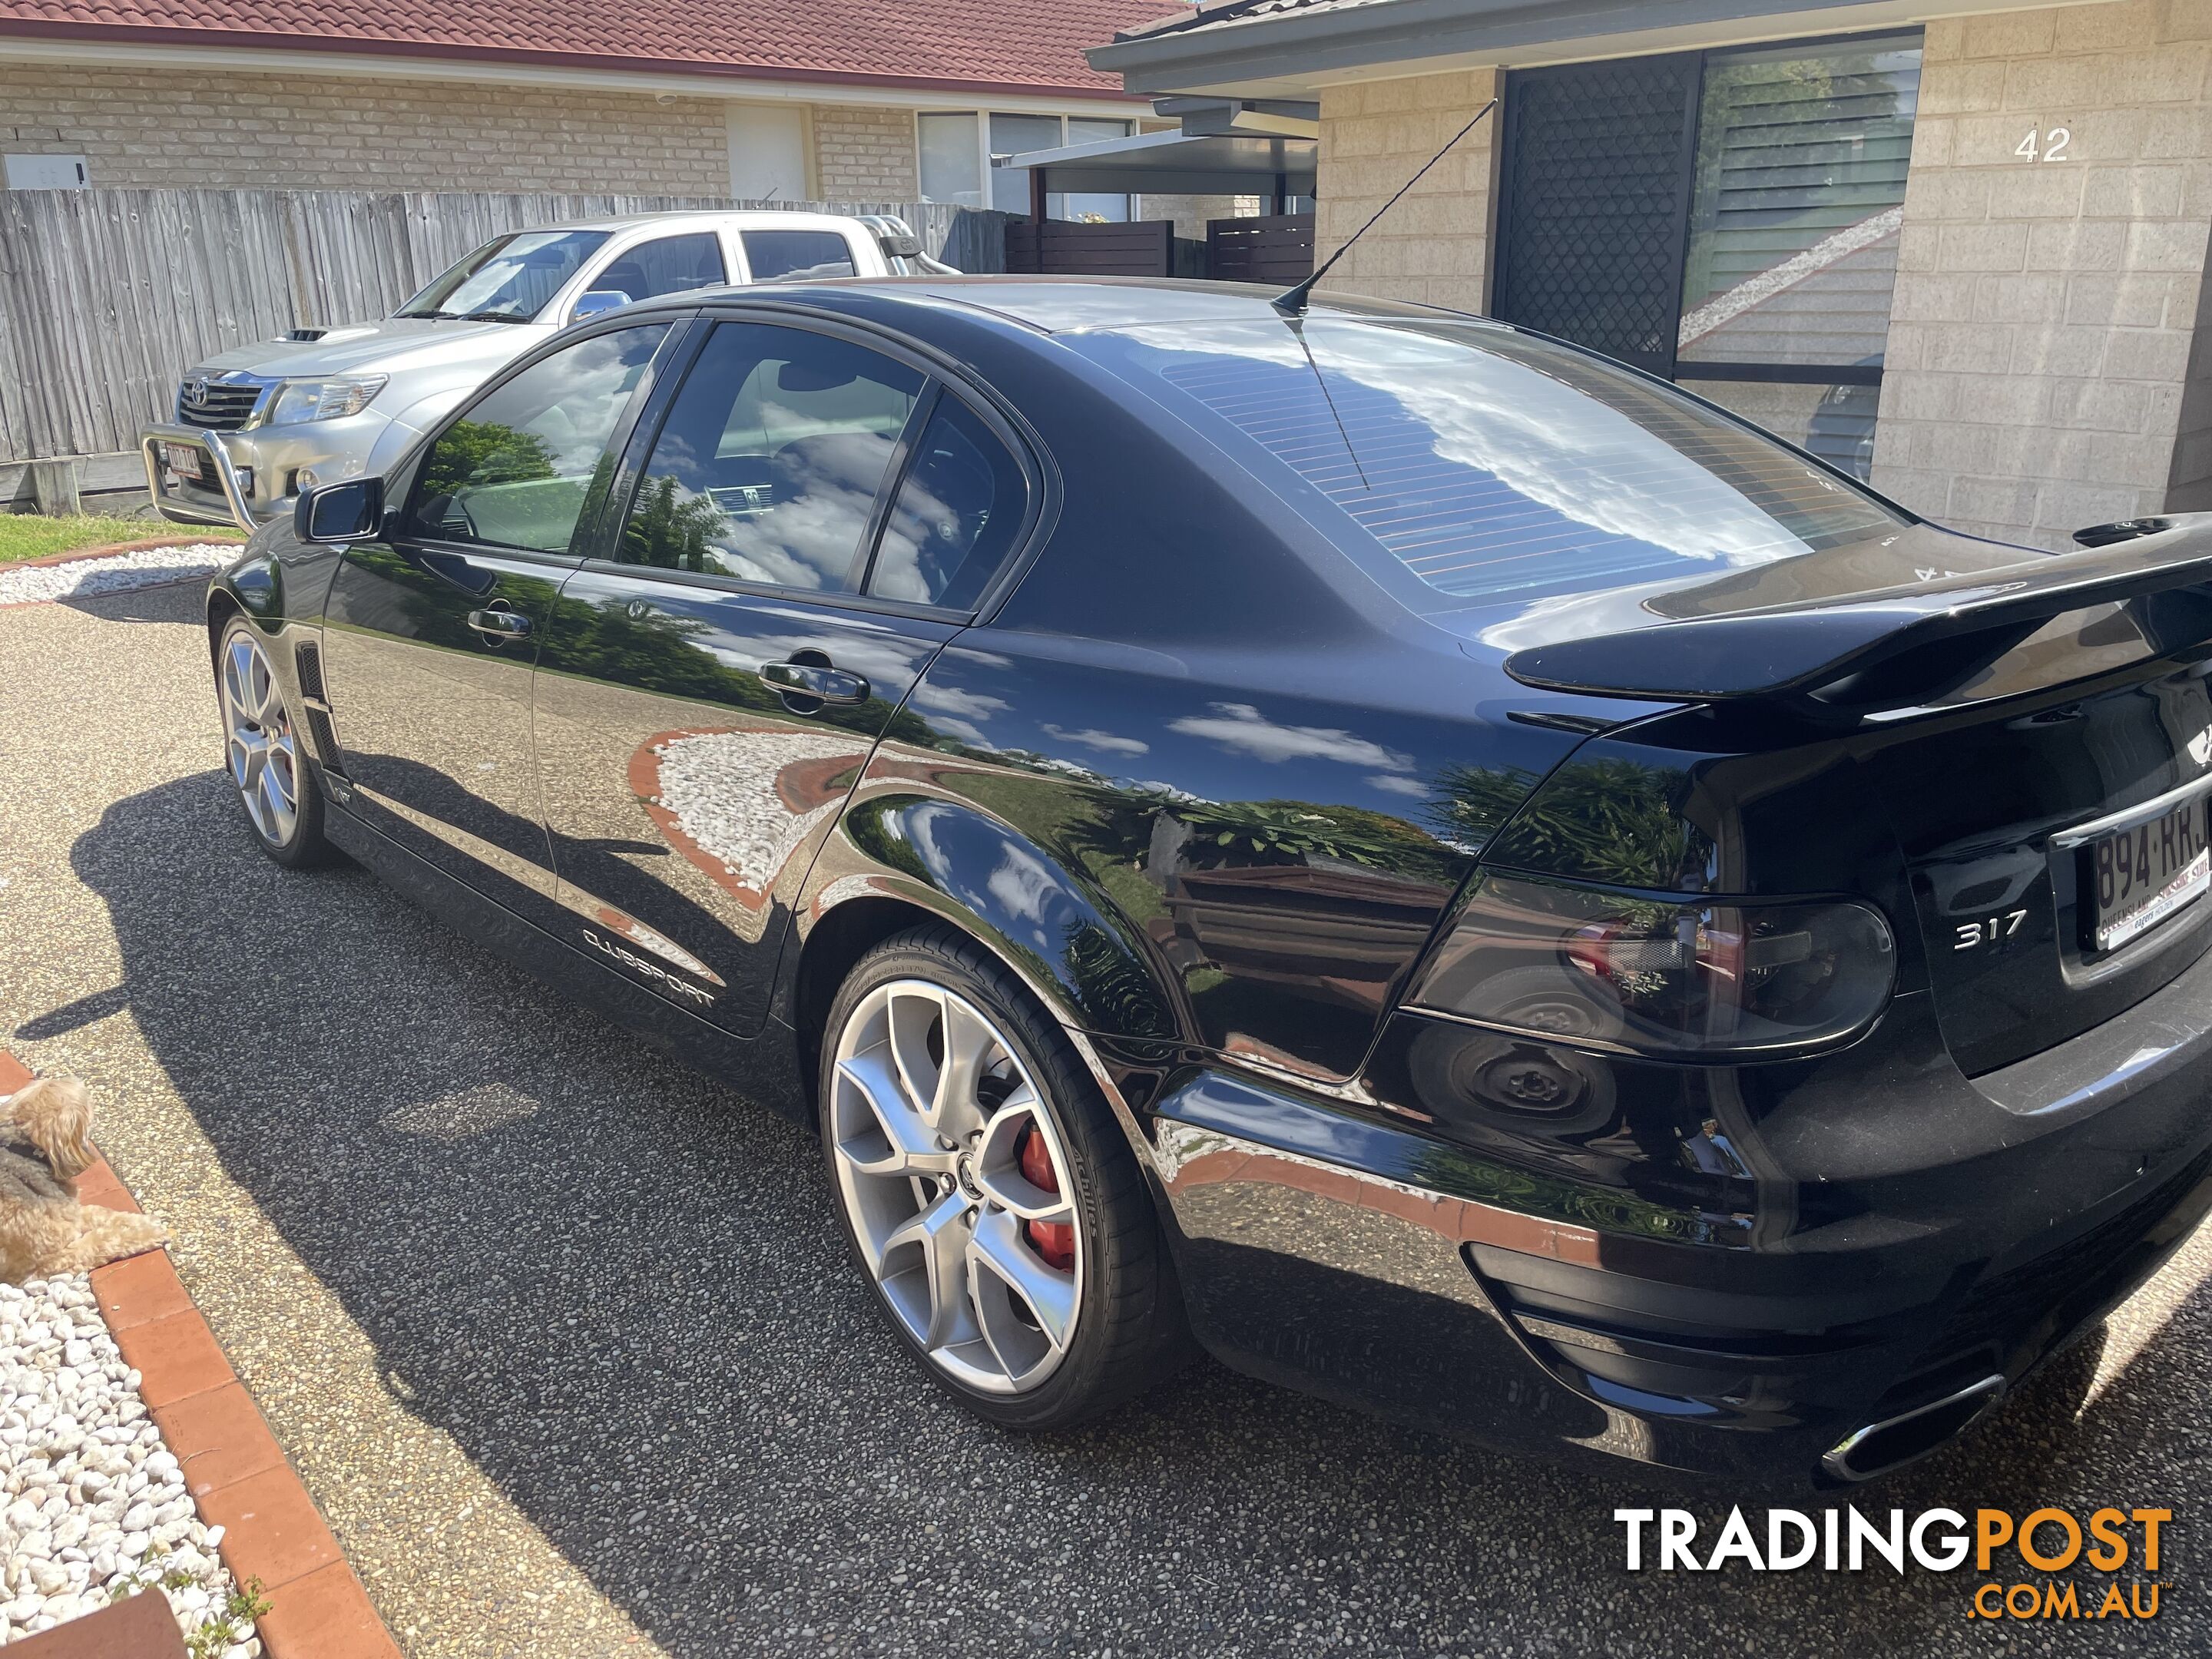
268,376,386,425
1406,873,1895,1057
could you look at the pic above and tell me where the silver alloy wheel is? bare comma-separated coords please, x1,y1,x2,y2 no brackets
220,631,300,848
830,979,1083,1394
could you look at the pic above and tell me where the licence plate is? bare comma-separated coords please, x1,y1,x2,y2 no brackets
2089,799,2210,952
162,442,204,480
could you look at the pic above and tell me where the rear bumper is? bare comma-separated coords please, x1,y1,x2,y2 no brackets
1126,942,2212,1485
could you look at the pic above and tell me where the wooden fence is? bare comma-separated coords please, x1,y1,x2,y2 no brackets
0,189,1009,472
1207,213,1316,286
1003,219,1175,278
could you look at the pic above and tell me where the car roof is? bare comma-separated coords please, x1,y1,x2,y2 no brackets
531,210,878,234
656,275,1465,337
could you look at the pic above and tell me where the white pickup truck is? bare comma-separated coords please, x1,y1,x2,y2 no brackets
143,209,949,528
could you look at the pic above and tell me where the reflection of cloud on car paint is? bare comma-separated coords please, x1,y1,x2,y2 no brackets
1041,724,1151,757
902,803,1062,952
1365,773,1429,797
909,678,1012,749
985,842,1060,946
1167,701,1415,774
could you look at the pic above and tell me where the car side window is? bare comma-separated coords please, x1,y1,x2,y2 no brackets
594,233,727,303
740,230,860,283
867,396,1028,610
406,324,668,554
616,321,922,592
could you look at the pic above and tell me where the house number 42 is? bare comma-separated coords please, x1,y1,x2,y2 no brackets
2017,127,2071,161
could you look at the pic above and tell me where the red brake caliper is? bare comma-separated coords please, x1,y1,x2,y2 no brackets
1017,1125,1075,1270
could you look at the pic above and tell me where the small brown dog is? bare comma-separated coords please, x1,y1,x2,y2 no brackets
0,1077,167,1283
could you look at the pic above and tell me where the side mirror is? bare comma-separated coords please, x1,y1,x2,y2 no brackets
571,290,632,322
295,476,383,544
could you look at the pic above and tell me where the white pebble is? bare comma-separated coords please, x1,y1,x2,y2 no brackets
0,1277,253,1653
0,544,234,607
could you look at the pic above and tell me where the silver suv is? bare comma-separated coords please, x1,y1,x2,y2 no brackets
144,210,947,528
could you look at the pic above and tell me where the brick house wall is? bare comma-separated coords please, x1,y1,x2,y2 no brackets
1870,0,2212,545
811,105,919,198
1312,68,1499,315
0,62,731,192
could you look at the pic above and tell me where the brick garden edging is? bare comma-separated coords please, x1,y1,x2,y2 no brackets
0,1051,400,1659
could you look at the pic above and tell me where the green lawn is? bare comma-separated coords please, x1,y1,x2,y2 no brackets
0,512,247,565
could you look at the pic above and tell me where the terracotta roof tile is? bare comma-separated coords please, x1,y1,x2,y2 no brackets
0,0,1190,97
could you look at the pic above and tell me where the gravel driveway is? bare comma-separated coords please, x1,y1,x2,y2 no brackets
2,583,2207,1658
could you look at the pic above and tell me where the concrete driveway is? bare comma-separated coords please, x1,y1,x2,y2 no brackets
2,581,2207,1657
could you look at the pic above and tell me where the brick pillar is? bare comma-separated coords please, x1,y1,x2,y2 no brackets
812,106,919,200
1873,0,2212,548
1313,68,1502,313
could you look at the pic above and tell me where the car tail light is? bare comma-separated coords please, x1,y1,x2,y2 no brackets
1406,873,1895,1058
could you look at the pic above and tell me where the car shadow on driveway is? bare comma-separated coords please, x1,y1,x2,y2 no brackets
57,770,2212,1657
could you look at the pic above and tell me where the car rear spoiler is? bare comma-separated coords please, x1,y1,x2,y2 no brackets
1502,514,2212,708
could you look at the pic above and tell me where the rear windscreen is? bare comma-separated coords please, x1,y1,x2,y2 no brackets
1090,316,1905,610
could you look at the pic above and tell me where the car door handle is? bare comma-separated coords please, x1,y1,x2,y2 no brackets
467,608,532,641
761,659,868,705
404,545,498,598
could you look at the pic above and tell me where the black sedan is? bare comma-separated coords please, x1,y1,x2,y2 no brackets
206,277,2212,1484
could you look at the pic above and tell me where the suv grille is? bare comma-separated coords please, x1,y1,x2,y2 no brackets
177,376,263,430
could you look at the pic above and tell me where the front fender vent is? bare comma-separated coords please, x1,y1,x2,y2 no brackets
291,641,346,776
292,639,326,701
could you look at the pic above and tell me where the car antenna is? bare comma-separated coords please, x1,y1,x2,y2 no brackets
1272,97,1498,316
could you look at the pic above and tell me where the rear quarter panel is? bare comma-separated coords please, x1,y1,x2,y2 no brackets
781,303,1598,1080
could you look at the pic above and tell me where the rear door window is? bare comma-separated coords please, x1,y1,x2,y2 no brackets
741,230,861,283
615,320,922,591
594,233,727,303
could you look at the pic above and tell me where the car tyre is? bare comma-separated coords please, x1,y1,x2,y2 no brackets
215,616,339,871
820,923,1190,1429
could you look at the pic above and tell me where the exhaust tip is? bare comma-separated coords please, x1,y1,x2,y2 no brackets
1821,1374,2005,1484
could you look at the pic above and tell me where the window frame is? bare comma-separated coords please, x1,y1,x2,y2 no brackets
1494,28,1920,395
581,303,1055,624
915,108,1137,220
394,310,694,568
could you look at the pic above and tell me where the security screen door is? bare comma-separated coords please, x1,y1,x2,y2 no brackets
1493,34,1922,479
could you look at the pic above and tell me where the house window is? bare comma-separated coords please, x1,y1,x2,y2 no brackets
1494,32,1920,479
919,113,1133,222
919,113,986,207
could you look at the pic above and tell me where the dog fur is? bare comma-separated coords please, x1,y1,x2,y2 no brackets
0,1078,167,1283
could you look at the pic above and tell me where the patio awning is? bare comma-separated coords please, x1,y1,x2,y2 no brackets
994,128,1316,195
